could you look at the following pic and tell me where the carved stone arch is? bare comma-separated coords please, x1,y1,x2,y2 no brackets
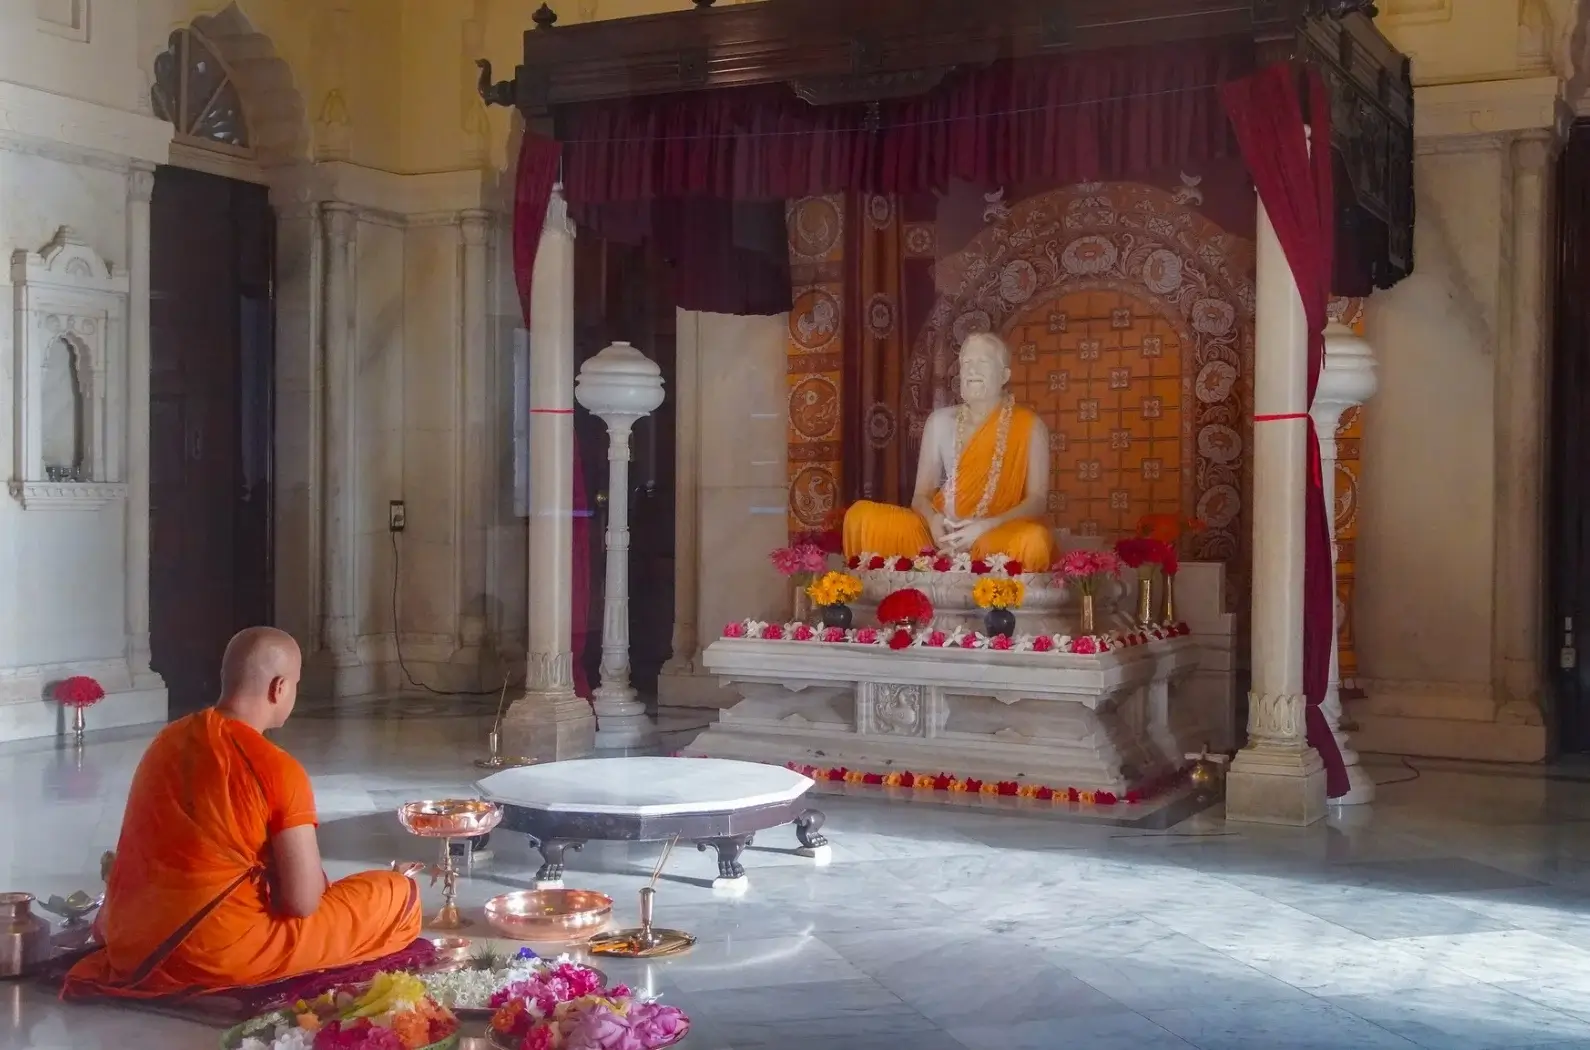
149,2,309,174
906,179,1255,596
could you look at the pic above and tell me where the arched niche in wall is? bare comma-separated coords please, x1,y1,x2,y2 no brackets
8,227,128,511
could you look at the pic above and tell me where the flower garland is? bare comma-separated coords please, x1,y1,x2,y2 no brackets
848,549,1026,576
788,761,1188,807
721,619,1190,653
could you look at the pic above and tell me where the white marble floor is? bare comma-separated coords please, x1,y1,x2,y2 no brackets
6,704,1590,1049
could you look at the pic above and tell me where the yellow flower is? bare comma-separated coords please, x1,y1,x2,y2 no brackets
806,571,863,607
1018,784,1038,798
1079,790,1096,805
980,782,999,795
972,577,1025,609
883,772,902,787
844,770,864,784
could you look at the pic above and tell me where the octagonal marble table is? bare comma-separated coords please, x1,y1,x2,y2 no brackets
476,757,827,892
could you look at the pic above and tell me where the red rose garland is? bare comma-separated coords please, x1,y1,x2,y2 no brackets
787,761,1190,807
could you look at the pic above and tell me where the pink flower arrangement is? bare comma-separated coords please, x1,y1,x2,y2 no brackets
54,676,105,709
1072,636,1099,655
1055,549,1122,596
820,626,847,642
924,630,948,648
769,543,828,578
792,624,815,641
989,634,1014,651
1032,635,1055,652
761,624,785,641
722,622,747,639
855,627,879,645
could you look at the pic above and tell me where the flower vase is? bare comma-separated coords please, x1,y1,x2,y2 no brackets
1163,574,1176,624
71,705,85,745
820,603,853,630
1080,593,1096,635
984,607,1016,638
1136,573,1155,625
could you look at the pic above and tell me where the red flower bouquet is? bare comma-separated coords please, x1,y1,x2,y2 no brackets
54,676,105,709
877,588,934,628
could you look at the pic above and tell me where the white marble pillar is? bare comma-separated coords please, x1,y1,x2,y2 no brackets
1225,196,1327,827
502,186,596,759
459,209,492,652
1493,131,1556,720
577,342,666,747
1314,322,1378,806
321,203,359,665
124,162,161,692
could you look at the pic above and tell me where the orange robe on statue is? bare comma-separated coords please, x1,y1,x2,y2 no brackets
64,708,420,1000
843,403,1056,568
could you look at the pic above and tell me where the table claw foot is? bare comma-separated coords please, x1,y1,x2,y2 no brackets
697,834,753,893
535,839,584,886
793,809,827,850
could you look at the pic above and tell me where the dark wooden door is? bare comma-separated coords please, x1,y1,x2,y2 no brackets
574,235,677,702
149,166,275,716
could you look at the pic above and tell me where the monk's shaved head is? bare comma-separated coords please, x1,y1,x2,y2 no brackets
218,627,303,729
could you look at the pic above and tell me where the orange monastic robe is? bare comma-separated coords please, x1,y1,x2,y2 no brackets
64,709,420,1000
843,403,1056,568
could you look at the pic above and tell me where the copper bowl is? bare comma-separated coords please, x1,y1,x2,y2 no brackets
429,935,473,967
397,798,503,839
484,889,613,942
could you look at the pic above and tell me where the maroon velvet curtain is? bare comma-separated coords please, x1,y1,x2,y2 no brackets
513,131,594,700
559,39,1248,203
1221,65,1347,798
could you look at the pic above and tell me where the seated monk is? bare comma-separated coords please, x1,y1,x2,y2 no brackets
844,332,1057,568
64,627,421,1001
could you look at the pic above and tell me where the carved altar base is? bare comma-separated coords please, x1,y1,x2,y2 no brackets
686,636,1208,795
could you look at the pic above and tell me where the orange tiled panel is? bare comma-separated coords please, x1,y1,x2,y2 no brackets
1006,289,1184,538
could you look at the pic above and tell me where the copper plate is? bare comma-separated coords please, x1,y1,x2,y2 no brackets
397,798,503,839
483,889,612,942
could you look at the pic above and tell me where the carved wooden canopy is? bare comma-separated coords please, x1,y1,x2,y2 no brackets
480,0,1412,289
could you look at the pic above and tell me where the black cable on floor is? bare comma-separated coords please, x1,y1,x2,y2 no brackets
1372,755,1422,786
390,529,514,697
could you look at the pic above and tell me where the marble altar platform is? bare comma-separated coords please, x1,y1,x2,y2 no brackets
686,635,1209,796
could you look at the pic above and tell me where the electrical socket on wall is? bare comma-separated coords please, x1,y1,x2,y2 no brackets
389,500,406,532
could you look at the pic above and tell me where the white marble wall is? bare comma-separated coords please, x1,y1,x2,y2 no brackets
0,68,172,740
660,310,790,709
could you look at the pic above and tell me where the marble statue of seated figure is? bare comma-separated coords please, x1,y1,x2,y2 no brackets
843,332,1057,569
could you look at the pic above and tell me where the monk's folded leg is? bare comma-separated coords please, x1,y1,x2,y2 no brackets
843,500,933,559
269,870,422,979
974,520,1056,569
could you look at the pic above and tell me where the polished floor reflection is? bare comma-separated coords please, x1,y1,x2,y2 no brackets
6,708,1590,1049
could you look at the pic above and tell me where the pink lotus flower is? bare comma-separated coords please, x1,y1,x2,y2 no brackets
1071,636,1099,655
723,622,747,639
792,624,815,641
820,627,846,642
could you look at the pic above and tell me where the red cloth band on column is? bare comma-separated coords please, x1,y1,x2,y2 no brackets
1252,412,1309,422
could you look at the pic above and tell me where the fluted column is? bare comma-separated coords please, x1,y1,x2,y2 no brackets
459,209,491,651
1225,195,1327,826
321,203,359,666
124,162,161,693
501,186,596,759
1315,322,1378,806
1493,131,1556,722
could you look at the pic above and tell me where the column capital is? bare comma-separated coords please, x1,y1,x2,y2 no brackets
128,162,155,203
460,208,492,246
324,202,358,244
1512,128,1563,172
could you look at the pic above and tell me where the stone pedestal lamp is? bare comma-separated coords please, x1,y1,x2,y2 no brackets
576,342,666,747
1314,321,1378,806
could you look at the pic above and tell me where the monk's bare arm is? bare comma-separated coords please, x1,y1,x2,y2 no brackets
270,824,327,918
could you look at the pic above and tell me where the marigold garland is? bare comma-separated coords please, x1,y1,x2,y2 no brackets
786,761,1187,807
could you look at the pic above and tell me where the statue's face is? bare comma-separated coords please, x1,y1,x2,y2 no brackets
958,340,1009,402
